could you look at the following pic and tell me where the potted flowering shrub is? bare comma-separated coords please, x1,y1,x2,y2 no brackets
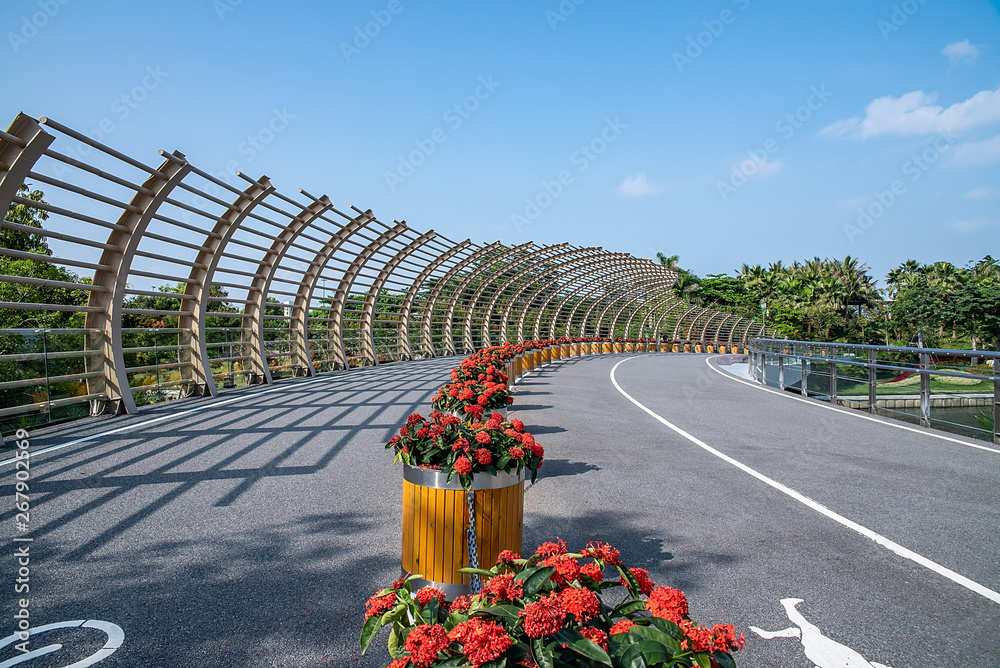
431,379,514,421
361,539,744,667
387,411,544,596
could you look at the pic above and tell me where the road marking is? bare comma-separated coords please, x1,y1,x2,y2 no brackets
705,355,1000,454
0,619,123,667
609,357,1000,606
0,361,452,468
750,598,892,668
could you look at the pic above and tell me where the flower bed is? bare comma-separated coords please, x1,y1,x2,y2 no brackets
361,539,743,667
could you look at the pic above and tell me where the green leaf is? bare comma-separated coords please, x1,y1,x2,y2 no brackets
359,614,381,654
387,626,402,659
517,566,556,597
530,637,555,668
553,629,612,665
479,659,508,668
619,640,670,668
457,567,498,577
497,454,512,470
710,651,737,668
616,565,641,593
693,652,712,668
611,599,647,618
647,617,684,640
472,605,522,620
437,657,467,667
629,625,682,654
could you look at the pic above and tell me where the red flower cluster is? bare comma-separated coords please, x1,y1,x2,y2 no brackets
579,626,608,651
520,594,567,638
404,624,450,666
415,586,447,607
557,586,599,622
448,618,513,667
479,573,524,603
646,586,690,624
621,567,655,596
365,592,396,619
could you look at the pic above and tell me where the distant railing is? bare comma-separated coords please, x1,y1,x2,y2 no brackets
747,338,1000,445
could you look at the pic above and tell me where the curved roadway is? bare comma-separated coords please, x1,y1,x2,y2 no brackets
1,353,997,667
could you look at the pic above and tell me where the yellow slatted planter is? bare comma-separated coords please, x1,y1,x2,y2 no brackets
591,342,600,354
603,342,612,353
561,344,570,358
571,343,581,356
542,347,552,364
614,343,623,353
402,465,524,599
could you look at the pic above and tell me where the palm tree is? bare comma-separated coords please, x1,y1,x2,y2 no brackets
671,269,701,303
656,253,681,271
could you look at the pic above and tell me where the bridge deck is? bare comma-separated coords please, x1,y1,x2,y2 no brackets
3,353,998,666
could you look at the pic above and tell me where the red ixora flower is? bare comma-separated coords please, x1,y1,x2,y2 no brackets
448,618,514,667
454,456,473,475
557,586,600,622
621,567,655,596
535,538,567,557
509,446,525,459
479,573,524,603
609,619,636,635
364,592,395,619
646,586,689,624
579,626,609,651
540,554,582,586
584,541,622,566
474,448,492,465
450,595,473,613
407,413,423,425
475,431,492,445
404,624,451,666
510,419,525,432
388,658,411,668
496,549,521,565
415,586,446,607
520,594,567,638
580,562,603,583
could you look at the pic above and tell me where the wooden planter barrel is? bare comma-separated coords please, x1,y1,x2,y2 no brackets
552,346,561,361
571,343,581,356
561,344,570,357
541,347,552,364
402,465,524,599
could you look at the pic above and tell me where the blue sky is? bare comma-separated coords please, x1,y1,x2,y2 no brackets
2,0,998,285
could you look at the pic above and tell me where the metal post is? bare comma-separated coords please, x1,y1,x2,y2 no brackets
829,348,838,405
993,360,999,445
778,354,784,390
801,357,808,397
868,349,877,415
919,351,931,428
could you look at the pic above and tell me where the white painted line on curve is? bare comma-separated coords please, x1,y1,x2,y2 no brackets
609,356,1000,606
704,355,1000,455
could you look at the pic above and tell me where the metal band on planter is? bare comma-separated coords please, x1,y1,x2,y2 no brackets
401,465,525,599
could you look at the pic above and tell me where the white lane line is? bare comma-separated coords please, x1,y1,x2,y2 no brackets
609,356,1000,606
0,361,450,468
704,355,1000,455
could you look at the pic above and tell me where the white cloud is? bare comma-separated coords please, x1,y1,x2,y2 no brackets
617,173,672,197
949,218,989,232
951,133,1000,167
819,85,1000,139
966,187,1000,199
943,39,980,66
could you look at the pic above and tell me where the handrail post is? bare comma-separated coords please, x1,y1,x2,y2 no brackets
993,361,999,445
919,351,931,427
801,356,808,397
778,354,784,390
829,347,838,405
868,349,877,415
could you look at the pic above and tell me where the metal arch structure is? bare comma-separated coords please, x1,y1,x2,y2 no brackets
0,112,769,427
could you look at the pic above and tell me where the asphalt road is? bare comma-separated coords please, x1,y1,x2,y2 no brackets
2,353,998,667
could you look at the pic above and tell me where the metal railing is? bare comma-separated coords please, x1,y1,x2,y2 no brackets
747,338,1000,444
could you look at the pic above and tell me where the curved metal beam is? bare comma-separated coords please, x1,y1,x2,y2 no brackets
359,229,436,365
511,248,606,342
396,239,471,360
422,241,503,357
327,221,407,368
179,174,274,394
